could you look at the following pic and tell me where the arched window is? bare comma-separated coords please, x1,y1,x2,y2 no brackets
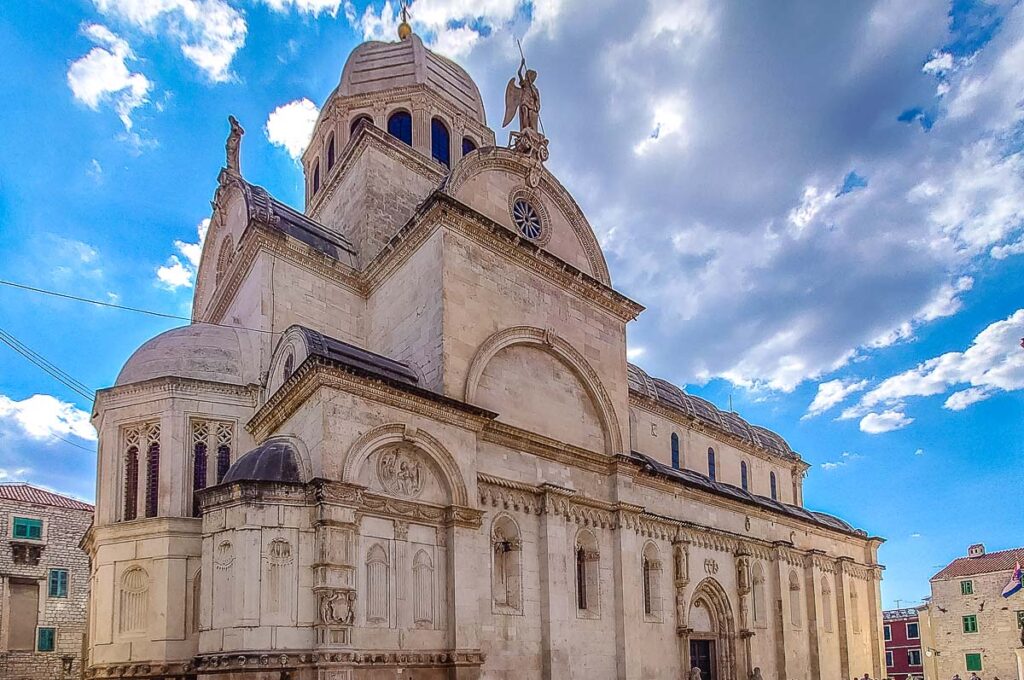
119,567,149,635
789,570,802,627
144,440,160,518
642,542,663,619
312,161,320,195
707,448,716,481
123,445,139,521
283,353,294,381
366,543,390,624
491,515,522,612
351,114,372,134
740,461,749,491
216,443,231,484
192,433,207,517
413,550,434,627
821,578,833,632
326,133,336,171
770,471,778,500
387,110,412,146
575,529,600,616
752,563,766,626
670,433,680,470
431,117,450,167
462,136,477,156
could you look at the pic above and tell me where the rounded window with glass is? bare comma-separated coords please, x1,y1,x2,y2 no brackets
512,198,543,240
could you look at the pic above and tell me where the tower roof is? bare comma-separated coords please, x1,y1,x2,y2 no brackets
338,34,487,125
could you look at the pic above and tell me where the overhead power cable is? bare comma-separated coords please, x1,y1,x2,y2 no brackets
0,327,94,401
0,279,277,335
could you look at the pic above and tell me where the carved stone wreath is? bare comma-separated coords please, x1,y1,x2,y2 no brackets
507,188,551,246
376,447,424,498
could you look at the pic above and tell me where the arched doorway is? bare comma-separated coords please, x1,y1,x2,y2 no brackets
685,578,739,680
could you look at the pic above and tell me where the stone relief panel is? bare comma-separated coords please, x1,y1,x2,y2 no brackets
359,444,447,505
118,566,149,636
262,534,296,625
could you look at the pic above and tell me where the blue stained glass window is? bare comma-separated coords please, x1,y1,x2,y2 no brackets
387,111,412,146
431,118,450,167
670,433,680,470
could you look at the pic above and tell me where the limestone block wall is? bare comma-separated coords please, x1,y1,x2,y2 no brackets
926,573,1023,680
0,500,92,680
631,405,798,505
440,229,630,452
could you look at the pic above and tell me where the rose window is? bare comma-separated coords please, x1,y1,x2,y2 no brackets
512,199,543,240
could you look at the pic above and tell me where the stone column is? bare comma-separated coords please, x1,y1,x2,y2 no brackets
447,505,485,680
673,535,691,671
867,565,885,680
313,481,360,648
735,549,753,678
612,504,645,680
834,557,853,678
538,484,575,680
803,551,825,680
771,543,791,680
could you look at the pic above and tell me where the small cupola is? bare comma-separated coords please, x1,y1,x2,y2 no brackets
967,543,985,557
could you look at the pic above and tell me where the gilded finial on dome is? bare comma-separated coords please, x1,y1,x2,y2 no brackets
398,1,412,40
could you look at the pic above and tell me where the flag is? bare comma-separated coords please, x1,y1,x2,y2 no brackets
1002,561,1022,598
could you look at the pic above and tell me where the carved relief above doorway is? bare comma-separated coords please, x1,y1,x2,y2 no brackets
377,447,424,498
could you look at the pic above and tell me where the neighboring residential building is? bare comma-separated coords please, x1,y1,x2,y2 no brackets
83,22,886,680
883,608,923,680
0,483,93,680
918,543,1024,680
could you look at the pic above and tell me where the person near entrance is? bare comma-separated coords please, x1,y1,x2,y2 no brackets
689,667,703,680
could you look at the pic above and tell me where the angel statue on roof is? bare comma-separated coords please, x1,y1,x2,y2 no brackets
503,55,540,134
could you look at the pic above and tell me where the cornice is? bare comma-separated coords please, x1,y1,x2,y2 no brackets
248,359,493,441
94,376,258,414
479,420,613,474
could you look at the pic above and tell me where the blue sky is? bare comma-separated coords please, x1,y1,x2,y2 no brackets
0,0,1022,609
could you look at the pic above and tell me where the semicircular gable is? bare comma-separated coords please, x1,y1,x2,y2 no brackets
193,178,250,320
444,149,611,285
465,326,623,455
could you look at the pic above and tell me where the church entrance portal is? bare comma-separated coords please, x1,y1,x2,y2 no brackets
690,639,716,680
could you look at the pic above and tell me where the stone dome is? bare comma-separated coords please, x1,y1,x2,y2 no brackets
221,436,304,484
115,323,259,387
338,34,487,125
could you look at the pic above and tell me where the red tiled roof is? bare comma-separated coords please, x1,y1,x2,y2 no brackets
931,546,1024,581
0,483,93,512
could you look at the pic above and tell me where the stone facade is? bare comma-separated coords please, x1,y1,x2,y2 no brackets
917,544,1024,680
0,484,93,680
84,27,885,680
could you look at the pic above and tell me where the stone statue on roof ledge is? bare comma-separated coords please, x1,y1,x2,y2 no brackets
226,115,244,174
503,49,549,174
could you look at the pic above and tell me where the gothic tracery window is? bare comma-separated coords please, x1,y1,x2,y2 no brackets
512,198,542,240
123,444,139,521
144,439,160,517
123,422,160,521
192,420,234,513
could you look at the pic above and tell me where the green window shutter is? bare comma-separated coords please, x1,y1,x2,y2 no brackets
962,615,978,633
12,517,43,540
965,653,982,671
49,570,68,598
961,580,973,595
36,627,55,652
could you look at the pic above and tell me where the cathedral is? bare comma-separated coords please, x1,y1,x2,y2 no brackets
83,21,885,680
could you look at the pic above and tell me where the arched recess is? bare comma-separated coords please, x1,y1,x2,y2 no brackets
266,326,312,400
687,577,740,680
443,148,611,285
341,423,469,507
464,326,623,455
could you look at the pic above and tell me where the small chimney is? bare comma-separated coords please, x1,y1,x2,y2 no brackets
968,543,985,558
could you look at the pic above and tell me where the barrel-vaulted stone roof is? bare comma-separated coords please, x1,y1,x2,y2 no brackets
627,363,799,461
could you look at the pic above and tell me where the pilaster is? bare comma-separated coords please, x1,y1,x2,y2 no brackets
538,484,574,680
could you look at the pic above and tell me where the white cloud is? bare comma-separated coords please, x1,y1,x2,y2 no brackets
991,237,1024,260
922,50,952,75
855,308,1024,413
261,0,342,15
634,96,690,156
910,532,922,539
804,378,869,418
92,0,247,82
0,468,31,482
0,394,97,442
627,346,647,360
157,218,209,289
914,448,924,456
67,23,152,132
788,184,835,231
265,98,321,160
859,410,914,434
820,451,862,471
